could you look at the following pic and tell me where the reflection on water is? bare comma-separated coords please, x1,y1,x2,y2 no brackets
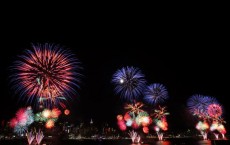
197,140,212,145
130,141,171,145
0,138,229,145
129,140,213,145
155,141,171,145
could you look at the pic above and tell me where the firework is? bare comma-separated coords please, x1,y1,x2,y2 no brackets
156,118,168,131
51,108,61,118
213,133,219,139
136,135,141,143
201,131,208,140
217,124,226,138
154,126,164,140
35,112,46,122
35,108,60,131
64,109,70,115
45,119,55,129
125,102,144,114
16,108,28,125
196,121,209,140
141,116,151,127
187,95,227,140
10,118,18,128
26,107,34,125
217,124,226,134
187,94,217,114
116,115,123,121
152,106,169,141
129,130,137,143
121,105,167,136
126,119,133,126
42,109,52,118
154,126,160,132
156,132,163,141
128,130,141,143
207,104,222,119
124,113,131,121
10,107,34,135
143,126,149,134
144,83,168,105
210,122,219,131
14,124,28,135
193,108,209,119
117,120,126,131
26,130,35,145
196,121,209,131
35,130,44,144
135,111,150,126
210,122,226,139
11,43,81,108
112,66,146,102
132,121,139,129
152,106,169,120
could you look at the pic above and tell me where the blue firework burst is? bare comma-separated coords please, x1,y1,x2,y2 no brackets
112,66,146,102
144,83,168,105
14,124,28,135
25,107,34,125
187,94,218,113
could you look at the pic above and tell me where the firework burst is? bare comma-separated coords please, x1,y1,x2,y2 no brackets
187,94,217,114
124,102,144,114
14,124,28,135
144,83,168,105
45,119,55,129
10,43,81,108
207,104,222,119
152,106,169,120
10,107,34,135
112,66,146,102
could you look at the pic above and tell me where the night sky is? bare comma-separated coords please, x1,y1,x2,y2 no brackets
0,11,229,133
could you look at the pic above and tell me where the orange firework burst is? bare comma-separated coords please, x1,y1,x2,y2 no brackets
51,108,61,118
45,119,55,129
152,106,169,119
125,102,144,114
117,115,123,121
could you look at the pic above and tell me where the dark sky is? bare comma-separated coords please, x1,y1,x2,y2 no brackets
0,10,229,132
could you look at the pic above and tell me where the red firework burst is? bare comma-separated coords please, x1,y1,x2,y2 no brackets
64,109,70,115
207,104,222,118
11,43,81,108
9,118,18,128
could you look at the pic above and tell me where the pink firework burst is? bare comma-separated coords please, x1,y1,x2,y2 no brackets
16,108,28,125
207,104,222,118
11,43,81,108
